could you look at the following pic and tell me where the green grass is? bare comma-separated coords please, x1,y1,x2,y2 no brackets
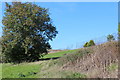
65,72,87,78
2,63,41,78
2,48,88,78
2,61,87,78
0,64,2,79
42,49,80,59
2,49,82,78
106,63,118,71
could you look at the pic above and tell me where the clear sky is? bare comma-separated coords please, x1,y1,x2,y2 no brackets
0,2,118,49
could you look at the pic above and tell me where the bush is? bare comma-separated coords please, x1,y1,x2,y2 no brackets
87,40,95,47
107,34,115,42
83,42,88,47
83,40,95,47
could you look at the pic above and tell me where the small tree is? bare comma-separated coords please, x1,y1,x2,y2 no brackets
87,40,95,47
83,42,88,47
107,34,115,42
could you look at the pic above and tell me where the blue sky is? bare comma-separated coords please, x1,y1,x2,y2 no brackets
0,2,118,49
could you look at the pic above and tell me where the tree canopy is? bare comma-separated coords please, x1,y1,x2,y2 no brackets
83,40,95,47
107,34,115,42
87,40,95,47
83,42,88,47
2,2,58,63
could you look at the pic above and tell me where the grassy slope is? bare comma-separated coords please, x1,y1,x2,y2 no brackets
42,49,79,59
2,63,41,78
2,61,86,78
0,37,2,79
2,49,87,78
37,48,91,78
34,41,118,78
2,41,118,78
0,62,1,78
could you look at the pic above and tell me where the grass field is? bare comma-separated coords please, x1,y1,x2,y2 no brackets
2,63,41,78
42,49,80,59
2,49,87,78
2,59,87,78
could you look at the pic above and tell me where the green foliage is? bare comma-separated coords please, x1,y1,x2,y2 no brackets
83,42,88,47
118,23,120,33
118,23,120,40
2,2,58,63
83,40,95,47
66,72,86,78
106,63,118,71
0,37,3,63
87,40,95,47
107,34,115,42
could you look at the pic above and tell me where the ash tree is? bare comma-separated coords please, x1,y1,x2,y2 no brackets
2,2,58,63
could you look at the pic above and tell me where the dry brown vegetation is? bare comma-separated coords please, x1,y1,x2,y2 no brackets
59,41,119,78
39,41,119,78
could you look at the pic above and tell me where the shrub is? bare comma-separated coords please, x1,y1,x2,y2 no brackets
83,40,95,47
87,40,95,47
83,42,88,47
107,34,115,42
